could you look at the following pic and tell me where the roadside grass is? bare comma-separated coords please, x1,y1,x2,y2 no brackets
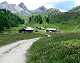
0,33,43,47
27,33,80,63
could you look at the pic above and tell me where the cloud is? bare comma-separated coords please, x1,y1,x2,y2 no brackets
74,0,80,7
54,1,74,11
21,0,69,10
44,0,74,12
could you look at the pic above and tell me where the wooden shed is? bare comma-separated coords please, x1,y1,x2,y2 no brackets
19,27,34,33
46,28,57,32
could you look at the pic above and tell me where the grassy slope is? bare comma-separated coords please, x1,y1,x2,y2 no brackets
27,33,80,63
27,9,80,33
26,13,80,32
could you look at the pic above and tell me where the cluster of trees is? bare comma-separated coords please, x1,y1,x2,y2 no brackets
28,11,80,25
28,14,51,24
29,14,43,24
0,9,24,32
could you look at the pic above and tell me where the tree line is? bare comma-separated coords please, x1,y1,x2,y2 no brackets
28,11,80,24
0,9,24,32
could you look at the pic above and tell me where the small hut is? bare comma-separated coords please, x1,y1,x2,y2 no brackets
46,28,57,32
19,27,34,33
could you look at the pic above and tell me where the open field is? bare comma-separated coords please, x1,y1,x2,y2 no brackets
0,33,43,47
27,33,80,63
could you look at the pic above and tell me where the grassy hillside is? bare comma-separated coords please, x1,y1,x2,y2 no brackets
27,33,80,63
26,7,80,32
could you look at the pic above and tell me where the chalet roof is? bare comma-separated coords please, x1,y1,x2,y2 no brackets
46,28,56,30
41,27,45,29
25,27,34,30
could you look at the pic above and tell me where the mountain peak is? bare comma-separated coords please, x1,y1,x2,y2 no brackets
18,2,28,10
1,1,8,4
39,6,47,10
19,2,24,5
33,6,47,13
0,1,31,16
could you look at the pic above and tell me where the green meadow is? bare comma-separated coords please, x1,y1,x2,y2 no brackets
27,33,80,63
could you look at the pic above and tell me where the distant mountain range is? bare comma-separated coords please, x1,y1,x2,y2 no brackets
0,1,80,16
0,1,31,16
0,1,63,16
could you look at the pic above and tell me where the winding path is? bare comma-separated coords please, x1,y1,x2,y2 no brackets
0,38,39,63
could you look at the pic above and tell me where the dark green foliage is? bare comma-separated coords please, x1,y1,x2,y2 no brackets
52,12,80,23
45,16,49,23
0,9,24,32
29,14,43,24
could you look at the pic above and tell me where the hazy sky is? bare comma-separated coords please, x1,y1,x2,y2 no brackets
0,0,79,11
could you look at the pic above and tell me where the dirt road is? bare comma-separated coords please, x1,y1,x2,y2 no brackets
0,38,39,63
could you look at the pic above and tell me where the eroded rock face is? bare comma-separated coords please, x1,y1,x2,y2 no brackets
18,2,31,15
47,8,61,14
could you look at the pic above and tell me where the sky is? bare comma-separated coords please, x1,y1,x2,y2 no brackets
0,0,80,11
